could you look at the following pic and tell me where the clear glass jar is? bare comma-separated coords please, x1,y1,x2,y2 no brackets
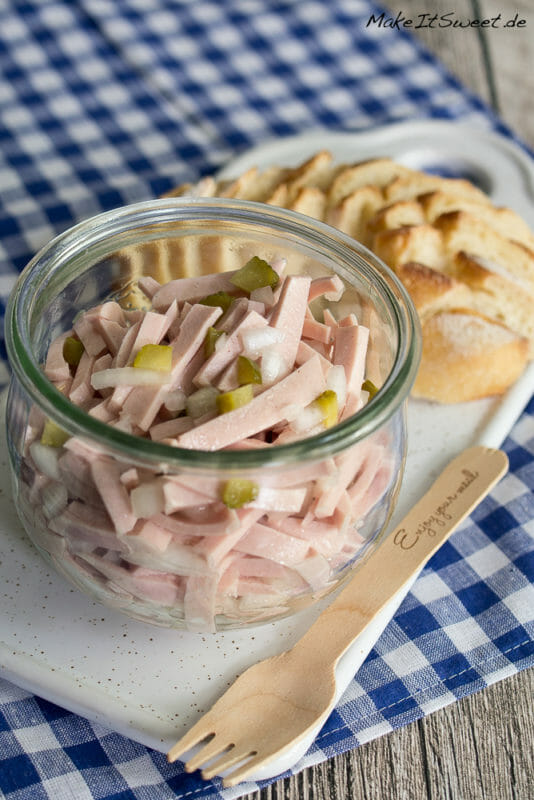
5,198,421,631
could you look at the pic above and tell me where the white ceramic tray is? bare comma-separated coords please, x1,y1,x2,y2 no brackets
1,120,534,785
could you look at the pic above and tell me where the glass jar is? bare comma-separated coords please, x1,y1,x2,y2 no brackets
5,198,421,631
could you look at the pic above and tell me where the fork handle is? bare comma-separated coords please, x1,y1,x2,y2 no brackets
295,446,508,671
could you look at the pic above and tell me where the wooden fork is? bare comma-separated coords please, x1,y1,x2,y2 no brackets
167,445,508,787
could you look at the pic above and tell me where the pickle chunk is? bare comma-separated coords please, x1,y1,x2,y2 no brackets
216,383,253,414
199,291,234,313
237,355,262,385
41,419,69,447
314,389,338,428
230,257,280,293
62,336,84,366
362,379,378,398
222,478,259,508
204,326,224,358
133,344,172,372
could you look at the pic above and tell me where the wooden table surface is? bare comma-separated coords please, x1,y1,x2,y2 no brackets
245,2,534,798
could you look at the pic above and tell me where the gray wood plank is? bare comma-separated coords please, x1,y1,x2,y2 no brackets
480,0,534,148
420,669,534,800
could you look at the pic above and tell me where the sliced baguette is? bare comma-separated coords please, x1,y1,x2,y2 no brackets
392,261,472,320
449,251,534,356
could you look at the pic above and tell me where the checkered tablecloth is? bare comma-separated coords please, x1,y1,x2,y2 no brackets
1,1,533,798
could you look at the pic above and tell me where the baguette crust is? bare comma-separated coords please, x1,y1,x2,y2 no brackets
138,152,534,403
413,310,529,403
393,262,472,320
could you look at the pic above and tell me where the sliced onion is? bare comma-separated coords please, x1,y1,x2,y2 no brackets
260,346,287,384
164,389,187,412
241,327,285,358
186,386,219,418
289,403,323,434
326,364,347,408
29,441,61,481
281,403,301,422
250,286,275,307
250,486,307,513
91,367,171,390
130,480,165,519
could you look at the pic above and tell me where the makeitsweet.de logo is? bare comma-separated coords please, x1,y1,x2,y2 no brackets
365,10,527,30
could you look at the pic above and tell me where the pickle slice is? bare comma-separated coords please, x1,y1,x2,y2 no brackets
362,379,378,398
199,291,234,312
314,389,338,428
62,336,84,366
237,355,262,385
222,478,259,508
133,344,172,372
204,326,224,358
216,383,254,414
40,419,69,447
230,257,280,293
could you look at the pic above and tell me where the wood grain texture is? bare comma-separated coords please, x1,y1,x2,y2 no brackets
381,0,534,149
482,0,534,148
241,3,534,797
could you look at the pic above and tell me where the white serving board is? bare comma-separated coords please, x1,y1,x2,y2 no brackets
1,120,534,784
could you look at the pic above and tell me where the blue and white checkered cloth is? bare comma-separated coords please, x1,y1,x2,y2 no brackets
1,2,533,797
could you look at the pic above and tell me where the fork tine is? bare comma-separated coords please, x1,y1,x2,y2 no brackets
185,737,234,774
222,751,275,788
201,747,257,781
167,725,215,764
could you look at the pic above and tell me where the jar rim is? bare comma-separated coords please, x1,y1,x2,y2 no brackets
5,197,422,470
